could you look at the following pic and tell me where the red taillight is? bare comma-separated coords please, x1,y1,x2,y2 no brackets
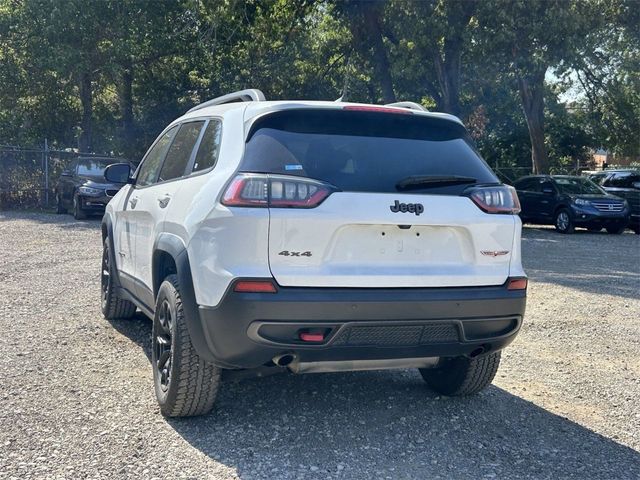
507,277,528,290
233,280,277,293
222,176,268,207
467,185,521,214
222,174,335,208
343,105,413,115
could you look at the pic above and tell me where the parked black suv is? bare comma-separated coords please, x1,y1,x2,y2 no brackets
588,170,640,234
55,157,131,219
514,175,630,234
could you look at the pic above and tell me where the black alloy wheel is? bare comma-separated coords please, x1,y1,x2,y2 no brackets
154,299,174,393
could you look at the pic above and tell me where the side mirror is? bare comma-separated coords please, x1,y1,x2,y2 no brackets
104,163,133,184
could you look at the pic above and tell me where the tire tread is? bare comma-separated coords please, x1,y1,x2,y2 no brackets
160,275,220,417
102,238,136,320
420,351,501,396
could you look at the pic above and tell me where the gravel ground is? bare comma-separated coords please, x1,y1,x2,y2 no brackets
1,210,639,480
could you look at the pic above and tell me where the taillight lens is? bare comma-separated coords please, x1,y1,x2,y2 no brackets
222,174,335,208
467,185,521,214
507,277,528,290
233,280,277,293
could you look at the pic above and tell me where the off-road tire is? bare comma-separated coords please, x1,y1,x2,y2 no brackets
73,194,87,220
554,208,574,234
101,238,137,320
56,194,67,214
606,225,626,234
152,274,221,417
419,351,501,396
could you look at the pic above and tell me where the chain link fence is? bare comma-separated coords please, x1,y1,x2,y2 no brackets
0,145,126,210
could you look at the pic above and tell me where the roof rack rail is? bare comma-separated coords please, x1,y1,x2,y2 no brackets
187,89,266,114
385,101,428,112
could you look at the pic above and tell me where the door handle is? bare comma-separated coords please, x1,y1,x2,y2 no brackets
158,195,171,208
129,197,138,209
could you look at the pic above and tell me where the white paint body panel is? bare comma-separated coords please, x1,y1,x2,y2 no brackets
268,192,516,288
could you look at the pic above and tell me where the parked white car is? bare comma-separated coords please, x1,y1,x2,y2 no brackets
101,89,527,417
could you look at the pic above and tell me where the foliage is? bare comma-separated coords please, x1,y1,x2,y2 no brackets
0,0,637,172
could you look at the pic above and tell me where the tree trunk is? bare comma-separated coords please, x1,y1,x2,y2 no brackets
361,5,396,103
433,53,461,116
429,0,477,117
118,59,135,158
517,68,549,174
78,71,93,153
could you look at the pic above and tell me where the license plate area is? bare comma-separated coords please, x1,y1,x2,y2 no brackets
328,224,473,265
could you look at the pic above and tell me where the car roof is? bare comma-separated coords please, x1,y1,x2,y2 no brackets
176,100,465,127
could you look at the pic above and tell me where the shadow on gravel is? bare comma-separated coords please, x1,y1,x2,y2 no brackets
107,312,153,360
522,226,640,299
109,314,640,479
169,372,640,479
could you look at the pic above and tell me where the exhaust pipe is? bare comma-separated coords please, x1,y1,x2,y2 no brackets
469,346,486,358
272,353,296,367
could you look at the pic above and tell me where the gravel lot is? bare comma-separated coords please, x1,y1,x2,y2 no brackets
1,211,639,480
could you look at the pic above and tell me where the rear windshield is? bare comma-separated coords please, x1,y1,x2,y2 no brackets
241,109,498,194
554,177,605,195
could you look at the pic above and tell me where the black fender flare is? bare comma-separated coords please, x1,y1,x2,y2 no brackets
153,234,222,365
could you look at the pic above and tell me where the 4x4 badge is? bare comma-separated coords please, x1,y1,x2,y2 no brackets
390,200,424,216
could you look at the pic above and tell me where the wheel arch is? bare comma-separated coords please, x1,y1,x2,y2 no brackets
152,233,218,364
553,203,571,217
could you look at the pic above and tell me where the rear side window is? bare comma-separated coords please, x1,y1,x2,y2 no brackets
589,173,608,185
605,172,640,188
241,109,498,194
158,121,204,182
193,120,222,172
137,126,178,187
515,178,539,192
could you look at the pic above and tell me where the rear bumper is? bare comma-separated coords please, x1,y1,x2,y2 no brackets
196,281,526,369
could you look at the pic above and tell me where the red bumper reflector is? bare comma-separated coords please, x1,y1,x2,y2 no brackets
507,278,528,290
299,332,325,342
233,281,277,293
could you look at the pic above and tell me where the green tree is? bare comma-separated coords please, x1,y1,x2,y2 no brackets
477,0,591,174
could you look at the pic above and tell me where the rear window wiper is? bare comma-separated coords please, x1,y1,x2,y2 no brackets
395,175,477,191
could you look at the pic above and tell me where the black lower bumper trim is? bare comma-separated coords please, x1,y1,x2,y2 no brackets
195,282,526,369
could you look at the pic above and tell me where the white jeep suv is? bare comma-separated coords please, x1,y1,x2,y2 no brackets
101,89,527,417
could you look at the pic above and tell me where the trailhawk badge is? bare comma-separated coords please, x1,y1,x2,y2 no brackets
390,200,424,216
481,250,510,257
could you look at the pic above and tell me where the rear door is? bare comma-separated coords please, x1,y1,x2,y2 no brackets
602,172,640,216
131,121,205,305
241,108,518,288
529,179,556,220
